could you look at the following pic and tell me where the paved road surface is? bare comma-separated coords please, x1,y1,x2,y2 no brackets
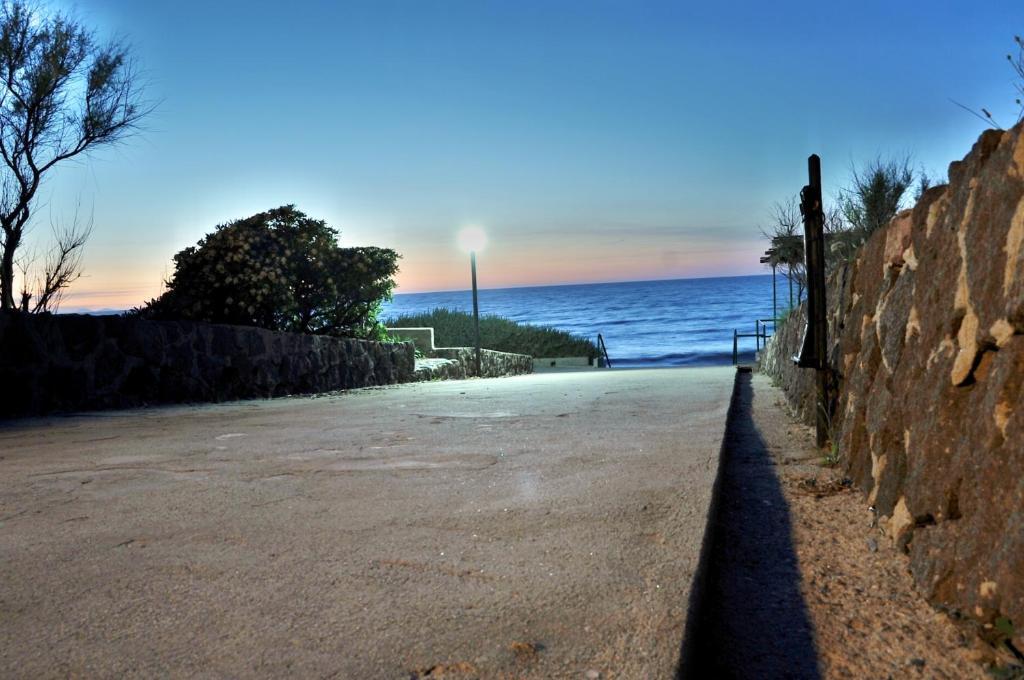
0,367,734,678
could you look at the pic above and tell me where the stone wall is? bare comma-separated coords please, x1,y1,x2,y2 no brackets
413,357,466,381
429,347,534,378
759,306,818,425
0,312,415,417
760,122,1024,649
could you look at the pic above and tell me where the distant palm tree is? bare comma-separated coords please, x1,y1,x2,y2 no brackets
761,197,805,307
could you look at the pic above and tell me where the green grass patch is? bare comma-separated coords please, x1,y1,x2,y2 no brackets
387,307,598,359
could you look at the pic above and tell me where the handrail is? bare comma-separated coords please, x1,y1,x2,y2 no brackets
597,333,612,368
754,319,775,350
733,330,762,365
734,319,775,365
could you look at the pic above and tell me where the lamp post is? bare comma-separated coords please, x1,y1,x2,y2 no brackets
760,250,778,320
457,226,487,377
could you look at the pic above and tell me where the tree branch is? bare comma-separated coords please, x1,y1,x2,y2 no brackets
30,205,92,313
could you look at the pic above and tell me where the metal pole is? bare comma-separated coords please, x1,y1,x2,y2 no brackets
756,320,760,351
772,263,777,320
732,330,738,365
470,250,481,377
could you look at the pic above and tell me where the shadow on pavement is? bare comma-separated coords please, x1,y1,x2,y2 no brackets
676,371,821,679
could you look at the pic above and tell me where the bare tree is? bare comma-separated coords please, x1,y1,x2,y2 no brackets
19,207,91,312
14,242,32,310
0,1,148,310
823,204,846,235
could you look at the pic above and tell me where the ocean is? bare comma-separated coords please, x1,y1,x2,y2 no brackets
381,274,784,367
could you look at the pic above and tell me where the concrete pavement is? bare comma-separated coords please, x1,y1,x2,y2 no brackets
0,366,735,678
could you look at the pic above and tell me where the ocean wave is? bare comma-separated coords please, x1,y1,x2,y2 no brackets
611,350,754,367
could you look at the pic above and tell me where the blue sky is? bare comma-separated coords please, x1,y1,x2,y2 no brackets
37,0,1024,307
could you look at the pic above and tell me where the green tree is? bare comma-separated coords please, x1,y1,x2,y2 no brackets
141,206,399,339
0,1,148,310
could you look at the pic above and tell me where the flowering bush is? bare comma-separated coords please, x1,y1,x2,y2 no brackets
140,206,398,338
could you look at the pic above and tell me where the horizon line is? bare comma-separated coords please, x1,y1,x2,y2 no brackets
394,271,772,296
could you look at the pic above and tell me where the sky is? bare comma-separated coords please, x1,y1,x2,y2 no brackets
22,0,1024,310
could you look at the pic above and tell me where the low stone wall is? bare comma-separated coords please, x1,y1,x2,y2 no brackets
386,325,534,380
758,311,816,423
760,122,1024,649
430,347,533,378
0,312,415,417
413,358,465,381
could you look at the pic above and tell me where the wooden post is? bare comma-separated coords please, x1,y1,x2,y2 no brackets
802,155,829,447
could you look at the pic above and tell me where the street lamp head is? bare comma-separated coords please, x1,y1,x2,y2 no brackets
457,225,487,253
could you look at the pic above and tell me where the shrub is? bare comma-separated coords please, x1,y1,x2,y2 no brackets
387,308,598,359
140,206,398,339
837,156,915,243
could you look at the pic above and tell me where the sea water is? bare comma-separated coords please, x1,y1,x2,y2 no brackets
381,274,789,367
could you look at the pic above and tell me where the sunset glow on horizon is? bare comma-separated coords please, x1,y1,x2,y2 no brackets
57,228,766,310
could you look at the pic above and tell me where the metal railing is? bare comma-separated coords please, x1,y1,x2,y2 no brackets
732,319,775,365
597,333,612,368
755,319,775,350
